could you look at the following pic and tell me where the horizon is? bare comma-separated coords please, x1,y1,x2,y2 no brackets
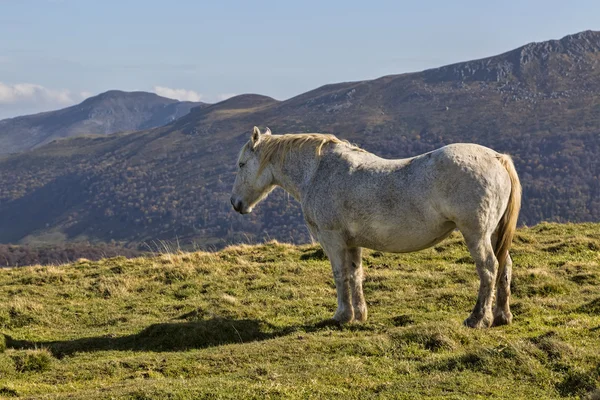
1,0,599,119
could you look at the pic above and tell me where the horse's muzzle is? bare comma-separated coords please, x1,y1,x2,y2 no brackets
230,196,246,214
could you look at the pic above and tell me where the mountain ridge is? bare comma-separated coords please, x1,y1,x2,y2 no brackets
0,30,599,247
0,90,207,154
424,30,600,83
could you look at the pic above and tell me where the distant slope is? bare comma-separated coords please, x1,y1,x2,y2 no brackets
0,31,599,247
0,90,206,154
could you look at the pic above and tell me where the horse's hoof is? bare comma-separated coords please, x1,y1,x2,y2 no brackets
333,309,354,324
492,311,513,327
463,313,493,329
353,305,368,322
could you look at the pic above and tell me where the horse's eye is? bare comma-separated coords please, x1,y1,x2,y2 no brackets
239,162,245,169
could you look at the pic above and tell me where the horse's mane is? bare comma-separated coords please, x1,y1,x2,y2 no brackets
255,133,363,173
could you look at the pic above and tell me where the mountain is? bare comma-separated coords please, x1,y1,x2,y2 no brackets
0,90,206,154
0,31,599,247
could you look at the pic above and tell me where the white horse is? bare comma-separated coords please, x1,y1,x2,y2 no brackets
231,127,521,328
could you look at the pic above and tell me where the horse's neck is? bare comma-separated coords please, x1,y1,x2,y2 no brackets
270,147,321,202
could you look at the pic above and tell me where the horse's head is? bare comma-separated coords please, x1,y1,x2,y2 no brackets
230,126,275,214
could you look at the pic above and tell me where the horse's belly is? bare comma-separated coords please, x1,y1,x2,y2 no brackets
350,220,456,253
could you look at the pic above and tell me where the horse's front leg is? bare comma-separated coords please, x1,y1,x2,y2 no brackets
349,247,368,322
319,232,354,323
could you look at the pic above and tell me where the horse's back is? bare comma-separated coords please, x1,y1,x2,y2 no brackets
303,142,513,252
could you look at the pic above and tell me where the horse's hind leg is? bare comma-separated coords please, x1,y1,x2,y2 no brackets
493,253,513,326
349,247,368,322
462,232,498,328
319,231,354,323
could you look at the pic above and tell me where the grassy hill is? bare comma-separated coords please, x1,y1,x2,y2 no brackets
1,31,600,248
0,223,599,399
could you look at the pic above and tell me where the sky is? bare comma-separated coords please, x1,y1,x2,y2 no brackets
0,0,598,119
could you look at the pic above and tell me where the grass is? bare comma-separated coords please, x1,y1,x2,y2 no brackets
0,222,599,399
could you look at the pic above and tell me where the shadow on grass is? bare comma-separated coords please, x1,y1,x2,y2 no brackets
4,317,367,358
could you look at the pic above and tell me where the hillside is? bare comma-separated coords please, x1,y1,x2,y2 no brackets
0,223,599,399
0,90,206,154
0,31,600,247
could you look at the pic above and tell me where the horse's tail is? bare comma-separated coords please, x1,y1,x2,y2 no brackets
495,154,522,269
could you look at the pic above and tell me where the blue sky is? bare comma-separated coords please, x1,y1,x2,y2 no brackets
0,0,598,118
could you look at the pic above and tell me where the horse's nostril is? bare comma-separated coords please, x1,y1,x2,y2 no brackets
230,197,243,212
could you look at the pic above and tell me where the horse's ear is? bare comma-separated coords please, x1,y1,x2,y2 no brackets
264,127,272,135
251,126,262,149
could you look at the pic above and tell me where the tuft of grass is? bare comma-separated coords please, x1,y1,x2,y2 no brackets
299,247,327,261
10,349,53,373
0,304,39,329
0,386,19,398
389,323,462,352
530,331,574,363
424,342,543,380
556,368,599,397
391,315,414,327
580,298,600,315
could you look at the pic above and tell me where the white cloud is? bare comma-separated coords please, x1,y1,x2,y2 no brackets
0,82,74,105
0,82,93,119
153,86,203,102
151,86,239,103
216,93,237,102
